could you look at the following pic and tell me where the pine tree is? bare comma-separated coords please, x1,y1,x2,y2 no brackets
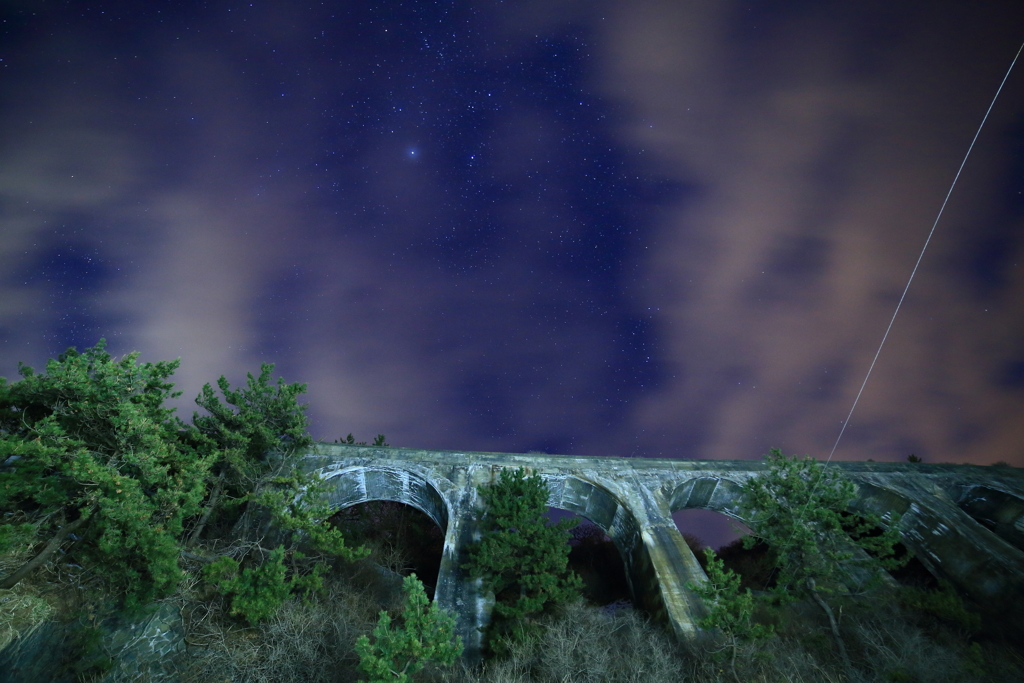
0,341,368,622
0,340,213,604
688,548,773,682
355,573,463,683
461,467,583,653
739,449,905,669
184,364,369,622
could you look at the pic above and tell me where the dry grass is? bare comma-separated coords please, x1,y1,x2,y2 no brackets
436,598,684,683
5,546,1022,683
176,557,406,683
0,587,54,651
0,519,54,649
430,590,1022,683
0,523,101,654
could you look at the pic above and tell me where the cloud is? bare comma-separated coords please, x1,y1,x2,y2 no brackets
598,0,1024,464
1,1,1020,468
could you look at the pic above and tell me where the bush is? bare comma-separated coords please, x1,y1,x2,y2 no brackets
355,573,463,683
203,545,328,625
688,548,773,681
900,580,981,634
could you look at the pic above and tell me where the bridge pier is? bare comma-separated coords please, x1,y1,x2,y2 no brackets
631,492,710,641
546,474,711,642
433,496,491,663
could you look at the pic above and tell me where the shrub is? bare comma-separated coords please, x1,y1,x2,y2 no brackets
900,580,981,634
203,546,327,625
739,449,906,668
440,598,682,683
355,573,463,683
688,548,773,681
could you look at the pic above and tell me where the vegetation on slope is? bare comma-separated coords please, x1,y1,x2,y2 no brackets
1,341,1022,682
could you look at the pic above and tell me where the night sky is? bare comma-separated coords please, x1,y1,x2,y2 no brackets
2,1,1023,480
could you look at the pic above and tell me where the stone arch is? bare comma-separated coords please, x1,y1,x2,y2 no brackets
313,465,452,600
541,474,644,602
318,464,450,532
544,474,628,532
849,478,1024,611
296,447,1024,656
668,475,748,520
848,479,914,520
311,464,489,660
949,485,1024,552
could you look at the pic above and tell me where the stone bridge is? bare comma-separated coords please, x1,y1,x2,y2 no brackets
301,444,1024,660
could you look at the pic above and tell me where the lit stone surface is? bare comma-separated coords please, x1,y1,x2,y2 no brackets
303,445,1024,662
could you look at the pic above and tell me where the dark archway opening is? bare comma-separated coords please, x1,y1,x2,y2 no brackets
547,508,633,611
885,551,940,591
327,500,445,599
953,486,1024,553
567,519,633,609
672,508,776,591
672,508,746,551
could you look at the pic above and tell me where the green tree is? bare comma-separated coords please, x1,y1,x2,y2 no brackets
186,363,317,545
739,449,905,668
355,573,463,683
688,548,773,682
0,340,212,604
202,545,327,624
183,365,369,620
337,433,389,446
461,467,583,654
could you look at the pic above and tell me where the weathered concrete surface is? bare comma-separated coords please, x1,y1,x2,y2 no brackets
301,445,1024,662
0,601,186,683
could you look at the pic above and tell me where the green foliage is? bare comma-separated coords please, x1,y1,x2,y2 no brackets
203,545,327,625
690,547,773,642
187,365,369,622
0,523,34,555
191,363,313,465
461,467,583,653
337,433,389,447
0,340,213,603
965,641,987,678
188,367,368,558
188,363,315,529
689,547,773,681
739,449,907,668
885,668,914,682
739,449,905,600
355,573,463,683
0,341,368,627
60,622,115,680
252,470,370,563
